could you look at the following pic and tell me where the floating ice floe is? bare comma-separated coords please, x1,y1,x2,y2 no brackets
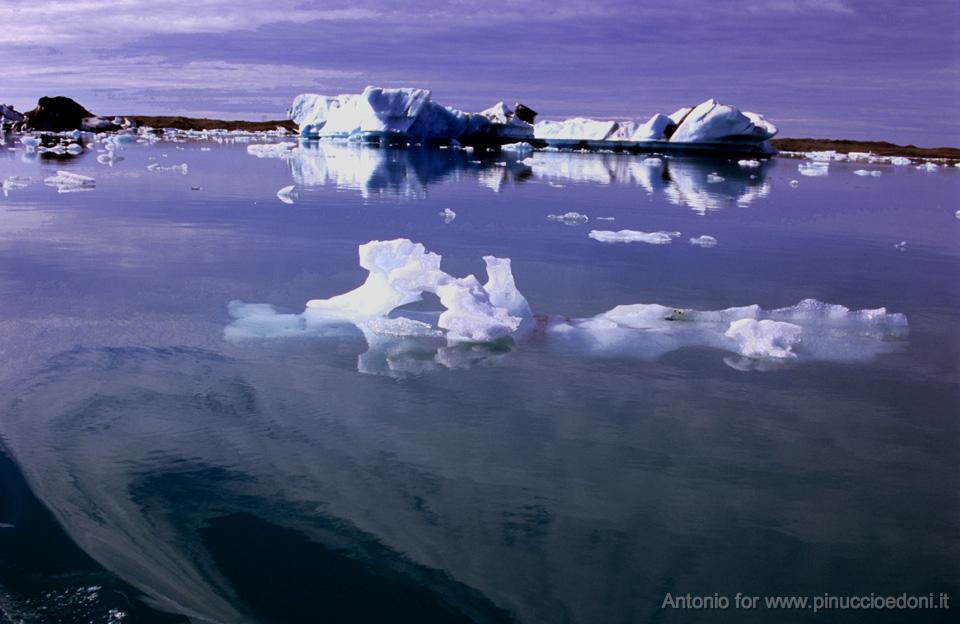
955,210,960,220
2,176,31,196
276,185,297,204
853,169,882,177
500,141,534,156
890,156,912,166
916,162,939,172
440,208,456,223
588,229,680,244
226,240,908,375
44,170,95,193
689,235,718,247
894,240,907,251
798,161,829,177
706,173,725,183
290,86,534,145
247,142,298,158
146,163,188,174
547,212,588,225
641,157,663,166
789,180,800,188
738,159,761,168
19,135,40,150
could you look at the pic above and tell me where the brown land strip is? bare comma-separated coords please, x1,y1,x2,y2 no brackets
124,116,298,132
771,138,960,160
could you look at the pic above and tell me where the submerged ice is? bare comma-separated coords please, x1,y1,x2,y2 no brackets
226,240,908,375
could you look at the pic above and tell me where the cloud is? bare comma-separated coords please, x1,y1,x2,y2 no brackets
0,0,379,44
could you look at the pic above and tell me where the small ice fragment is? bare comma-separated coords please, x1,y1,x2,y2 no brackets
588,229,679,244
706,173,725,183
789,180,800,188
737,159,761,168
440,208,456,223
0,523,15,529
853,169,882,177
595,216,615,221
955,210,960,220
200,147,212,151
725,318,802,359
2,176,31,195
20,136,39,150
641,157,663,166
276,185,297,204
247,142,297,158
894,240,907,251
66,143,83,154
798,161,829,176
689,235,718,247
915,162,939,172
547,212,588,225
889,156,911,165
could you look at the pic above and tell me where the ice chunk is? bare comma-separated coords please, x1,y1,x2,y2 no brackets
588,229,680,244
547,212,589,225
641,157,663,166
66,143,83,154
669,99,777,143
146,163,188,174
500,142,533,156
738,159,761,168
725,319,802,359
853,169,882,177
798,161,829,176
706,173,725,183
276,185,297,204
534,118,620,142
915,162,939,172
689,235,718,247
894,240,907,251
20,136,40,150
247,142,297,158
482,256,532,318
440,207,456,223
2,176,31,196
789,179,800,188
44,170,95,192
631,114,673,141
889,156,911,165
955,210,960,220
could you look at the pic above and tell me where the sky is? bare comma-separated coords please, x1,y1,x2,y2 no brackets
2,0,958,146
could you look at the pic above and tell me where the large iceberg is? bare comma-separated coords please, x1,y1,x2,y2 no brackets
533,98,777,152
289,86,534,146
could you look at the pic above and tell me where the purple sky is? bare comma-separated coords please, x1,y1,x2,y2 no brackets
3,0,958,146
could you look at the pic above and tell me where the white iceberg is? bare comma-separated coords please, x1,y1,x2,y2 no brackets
916,162,939,172
289,86,533,145
500,141,534,156
440,207,456,223
534,118,620,142
668,99,777,144
889,156,912,165
588,230,680,244
853,169,882,177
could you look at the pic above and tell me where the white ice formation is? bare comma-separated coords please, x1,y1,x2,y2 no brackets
689,235,718,247
43,170,95,193
440,208,457,223
276,185,297,204
289,86,534,144
588,230,680,244
247,142,298,158
798,161,829,177
533,99,777,150
226,240,908,374
547,212,589,225
853,169,882,177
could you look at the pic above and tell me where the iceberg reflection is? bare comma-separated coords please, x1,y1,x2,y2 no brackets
283,142,772,211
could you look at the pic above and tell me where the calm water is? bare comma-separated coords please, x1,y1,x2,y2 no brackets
0,136,957,624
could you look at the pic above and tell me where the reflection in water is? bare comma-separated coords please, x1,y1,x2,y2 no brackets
285,141,771,211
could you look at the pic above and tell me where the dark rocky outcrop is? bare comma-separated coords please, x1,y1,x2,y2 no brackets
14,96,119,132
1,104,23,127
